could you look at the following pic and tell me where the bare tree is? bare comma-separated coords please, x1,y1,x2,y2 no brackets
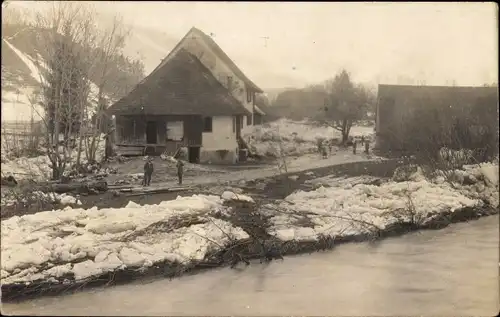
25,2,133,179
79,14,131,164
1,1,28,25
321,69,372,145
30,2,97,179
274,124,289,175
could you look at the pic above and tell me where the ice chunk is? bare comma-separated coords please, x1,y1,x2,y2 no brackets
221,191,255,203
72,260,103,280
119,247,145,267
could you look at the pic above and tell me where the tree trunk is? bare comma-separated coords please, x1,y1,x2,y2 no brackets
52,85,61,180
76,134,84,166
341,119,354,145
44,180,108,195
52,167,60,180
75,98,87,167
104,134,112,160
341,119,348,144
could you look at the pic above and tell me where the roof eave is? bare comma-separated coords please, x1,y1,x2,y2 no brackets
193,27,264,94
254,105,265,115
248,82,264,93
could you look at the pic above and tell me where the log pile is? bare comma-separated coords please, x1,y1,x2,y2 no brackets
35,180,109,195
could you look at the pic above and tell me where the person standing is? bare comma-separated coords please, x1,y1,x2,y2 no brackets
176,159,185,185
364,139,370,155
321,140,328,159
143,156,154,186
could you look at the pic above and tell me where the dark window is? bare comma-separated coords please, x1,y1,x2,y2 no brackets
246,89,252,103
203,117,213,132
232,116,236,133
247,114,253,125
227,76,233,92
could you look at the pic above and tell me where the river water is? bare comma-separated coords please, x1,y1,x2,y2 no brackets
3,215,499,316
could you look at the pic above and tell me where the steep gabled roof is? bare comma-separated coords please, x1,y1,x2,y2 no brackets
149,27,263,93
193,27,263,93
108,49,251,116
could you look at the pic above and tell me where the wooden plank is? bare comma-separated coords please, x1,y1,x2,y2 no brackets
108,185,134,190
124,186,190,197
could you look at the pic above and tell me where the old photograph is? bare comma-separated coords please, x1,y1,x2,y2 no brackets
1,1,498,315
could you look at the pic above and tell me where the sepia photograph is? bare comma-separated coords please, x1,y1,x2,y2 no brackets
1,1,498,315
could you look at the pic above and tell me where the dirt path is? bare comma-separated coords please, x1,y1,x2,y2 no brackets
105,151,378,192
78,158,401,210
0,152,390,218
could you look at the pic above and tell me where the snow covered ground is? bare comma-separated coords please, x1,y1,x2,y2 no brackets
262,162,499,242
2,134,375,189
243,119,375,157
108,150,379,189
1,163,497,286
1,194,248,285
1,190,81,209
305,175,385,189
1,134,106,180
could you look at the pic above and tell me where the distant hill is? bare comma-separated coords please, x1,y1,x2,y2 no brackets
262,87,296,104
262,79,378,122
269,87,328,121
1,22,145,122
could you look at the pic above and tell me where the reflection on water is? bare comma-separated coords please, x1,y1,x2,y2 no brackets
2,215,499,316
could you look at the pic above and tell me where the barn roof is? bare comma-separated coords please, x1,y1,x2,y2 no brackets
107,49,251,116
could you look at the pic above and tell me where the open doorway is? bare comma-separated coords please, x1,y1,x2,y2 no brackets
188,146,200,163
146,121,157,144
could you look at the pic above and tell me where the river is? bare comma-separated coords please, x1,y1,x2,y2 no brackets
2,215,499,316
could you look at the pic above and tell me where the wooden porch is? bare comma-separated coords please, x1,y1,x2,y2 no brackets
113,115,203,159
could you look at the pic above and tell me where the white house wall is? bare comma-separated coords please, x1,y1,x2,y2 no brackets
201,116,237,163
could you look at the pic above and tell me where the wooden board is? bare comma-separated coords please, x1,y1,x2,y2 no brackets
123,186,191,196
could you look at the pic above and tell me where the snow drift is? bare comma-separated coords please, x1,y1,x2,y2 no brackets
1,133,106,180
243,119,375,157
1,190,81,209
1,194,248,285
1,162,496,289
263,162,499,242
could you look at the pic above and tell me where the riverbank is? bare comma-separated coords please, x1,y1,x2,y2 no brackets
5,214,496,316
1,162,498,302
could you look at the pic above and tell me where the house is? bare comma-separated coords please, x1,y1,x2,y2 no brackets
146,27,265,133
375,84,498,155
107,27,265,164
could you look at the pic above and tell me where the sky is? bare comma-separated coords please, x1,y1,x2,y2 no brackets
8,1,499,89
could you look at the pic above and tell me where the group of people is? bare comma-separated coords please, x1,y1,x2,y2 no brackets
318,135,371,158
352,136,371,155
142,156,185,187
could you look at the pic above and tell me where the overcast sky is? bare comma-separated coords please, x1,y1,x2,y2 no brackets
11,1,499,89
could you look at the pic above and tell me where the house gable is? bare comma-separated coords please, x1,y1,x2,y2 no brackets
107,49,251,117
147,27,265,120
